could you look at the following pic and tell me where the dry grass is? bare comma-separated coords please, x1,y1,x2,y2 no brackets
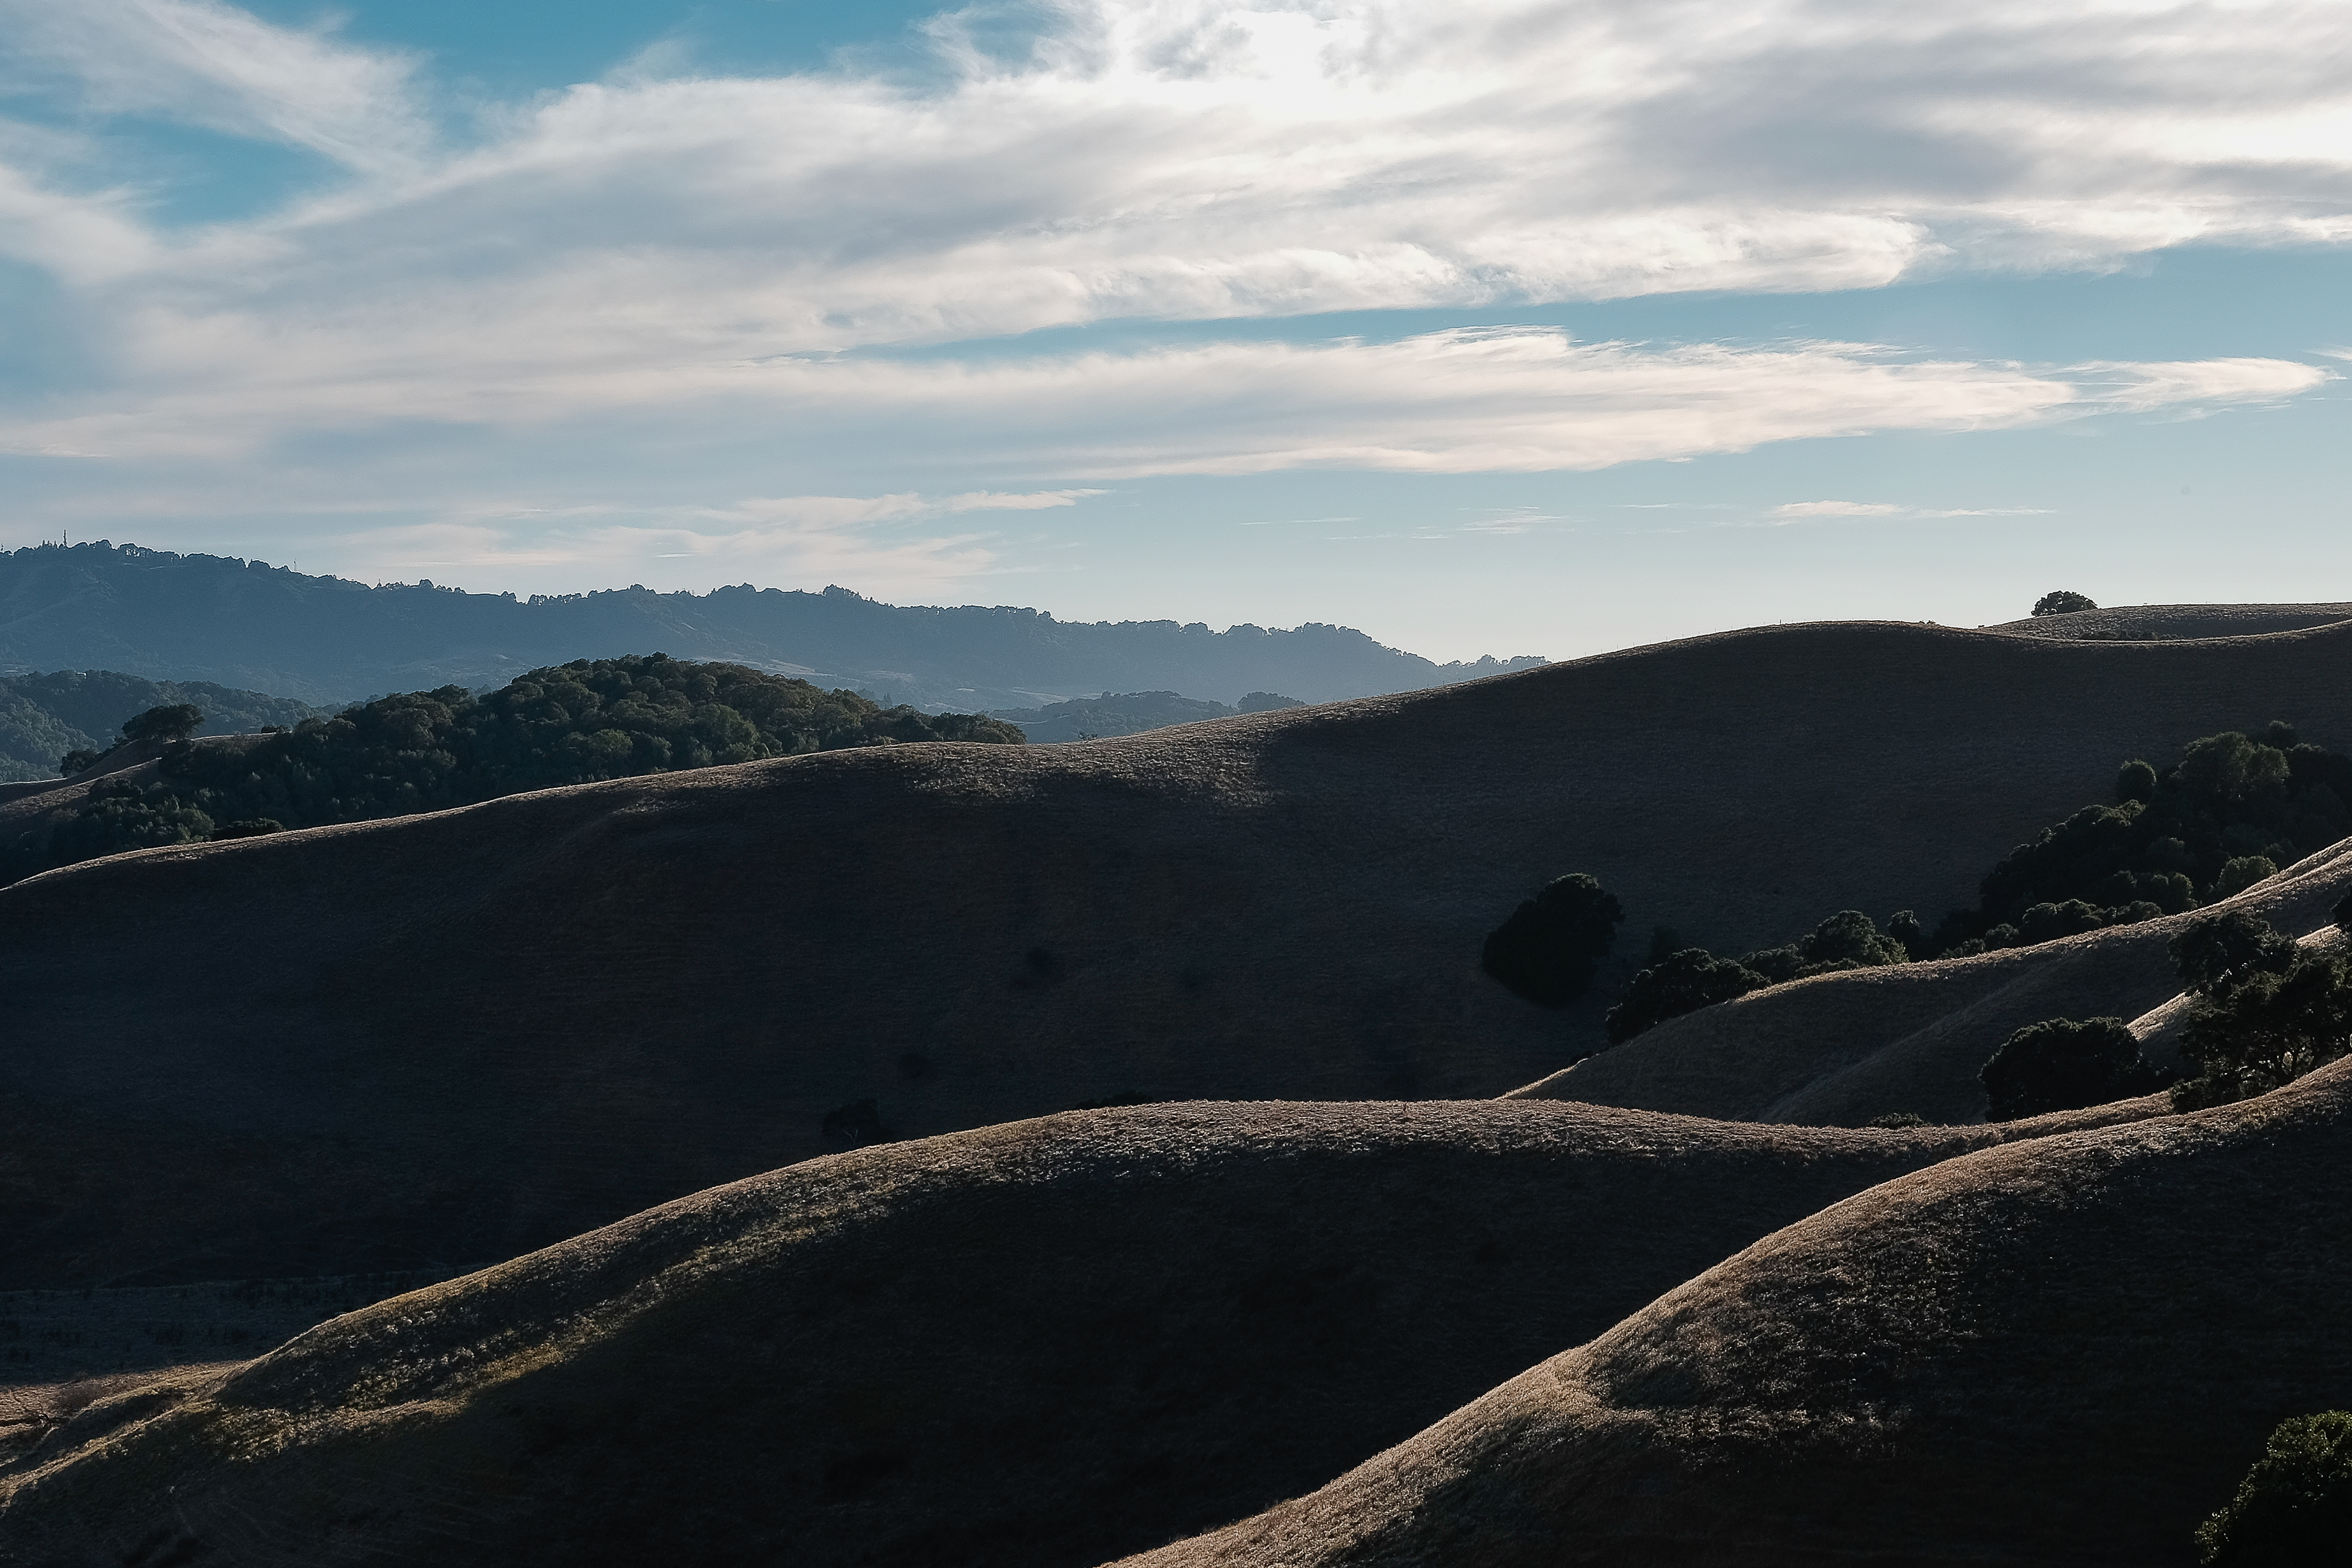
6,618,2352,1290
1124,1056,2352,1568
0,1098,2145,1567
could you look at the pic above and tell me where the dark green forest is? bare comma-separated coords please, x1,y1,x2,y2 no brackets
4,655,1023,884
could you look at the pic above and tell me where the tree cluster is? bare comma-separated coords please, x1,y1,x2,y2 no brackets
2,656,1023,884
1522,721,2352,1049
1935,723,2351,956
2031,589,2099,616
2196,1410,2352,1564
2167,906,2352,1111
1604,909,1919,1044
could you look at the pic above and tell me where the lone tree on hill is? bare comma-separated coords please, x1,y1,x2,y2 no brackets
119,703,203,745
1482,872,1623,1007
2196,1410,2352,1564
2032,589,2098,616
1979,1016,2164,1120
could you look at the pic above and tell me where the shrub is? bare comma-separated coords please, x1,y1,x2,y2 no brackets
56,748,99,777
1979,1017,2164,1121
2116,758,2159,804
1605,948,1766,1043
2194,1411,2352,1565
2031,590,2097,616
2215,856,2279,898
1482,872,1624,1007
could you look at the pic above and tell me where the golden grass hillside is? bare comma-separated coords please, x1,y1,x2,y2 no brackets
0,1098,2153,1568
7,618,2351,1288
1125,1059,2352,1568
1515,836,2352,1125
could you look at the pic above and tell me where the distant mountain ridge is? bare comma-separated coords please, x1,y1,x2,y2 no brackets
0,542,1545,707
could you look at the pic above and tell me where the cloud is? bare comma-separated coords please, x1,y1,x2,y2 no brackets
0,0,2344,543
1765,499,2063,524
0,327,2328,482
1772,502,1907,519
0,0,427,172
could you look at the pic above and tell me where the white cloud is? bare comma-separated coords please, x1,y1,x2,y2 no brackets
0,0,427,172
0,0,2343,546
1772,501,1907,519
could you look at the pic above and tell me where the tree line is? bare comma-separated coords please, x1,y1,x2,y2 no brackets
5,655,1023,884
1485,721,2352,1049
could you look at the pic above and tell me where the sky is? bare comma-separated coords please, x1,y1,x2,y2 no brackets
0,1,2348,662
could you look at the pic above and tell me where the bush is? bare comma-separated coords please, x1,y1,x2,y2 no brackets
1979,1017,2164,1121
1604,948,1766,1043
2169,911,2352,1110
56,748,99,777
2116,758,2159,804
2195,1411,2352,1565
2031,590,2098,616
2215,855,2280,898
1482,872,1624,1007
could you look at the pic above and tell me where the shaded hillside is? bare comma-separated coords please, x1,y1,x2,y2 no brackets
1127,1059,2352,1568
9,619,2352,1286
0,1099,2152,1568
0,671,325,784
0,542,1539,707
1518,837,2352,1126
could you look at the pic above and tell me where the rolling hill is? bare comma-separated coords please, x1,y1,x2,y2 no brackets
1124,1055,2352,1568
0,1097,2161,1567
8,617,2352,1289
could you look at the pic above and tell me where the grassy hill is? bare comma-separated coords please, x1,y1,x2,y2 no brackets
8,617,2352,1288
1126,1056,2352,1568
0,1098,2155,1567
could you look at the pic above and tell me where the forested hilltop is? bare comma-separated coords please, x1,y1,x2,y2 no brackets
0,541,1544,708
0,670,327,783
1,654,1020,883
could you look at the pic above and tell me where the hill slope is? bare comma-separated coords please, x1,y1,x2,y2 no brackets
1514,836,2352,1125
8,618,2352,1286
0,542,1536,707
0,1099,2150,1568
1127,1058,2352,1568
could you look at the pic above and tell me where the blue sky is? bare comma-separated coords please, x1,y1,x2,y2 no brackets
1,1,2347,661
